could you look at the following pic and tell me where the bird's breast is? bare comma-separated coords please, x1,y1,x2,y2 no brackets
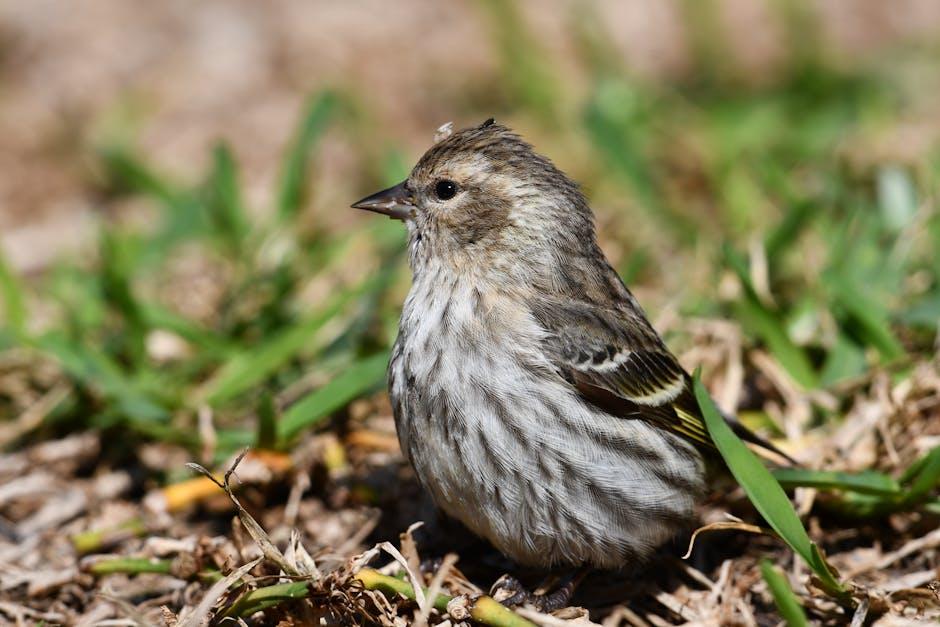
386,270,705,568
388,270,545,462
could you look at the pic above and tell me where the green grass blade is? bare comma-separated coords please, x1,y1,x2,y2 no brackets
87,557,174,576
724,245,818,388
0,248,27,339
827,278,905,361
100,232,148,366
213,428,255,461
819,333,867,386
99,149,209,253
200,273,383,406
584,91,653,207
694,372,846,598
828,450,940,518
760,559,808,627
139,303,233,357
733,299,818,388
222,581,311,618
35,333,168,423
206,142,249,253
277,92,338,221
256,392,277,450
899,446,936,484
583,82,694,240
899,292,940,329
278,352,388,442
772,468,901,495
901,445,940,507
99,145,179,207
764,199,816,262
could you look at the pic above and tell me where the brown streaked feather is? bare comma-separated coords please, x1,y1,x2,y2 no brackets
536,298,796,463
566,356,715,452
566,354,795,463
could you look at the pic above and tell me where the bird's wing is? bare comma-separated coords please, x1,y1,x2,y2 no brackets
570,351,713,450
533,299,716,452
534,298,795,461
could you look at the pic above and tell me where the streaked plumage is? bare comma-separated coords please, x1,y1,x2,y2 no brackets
352,120,769,569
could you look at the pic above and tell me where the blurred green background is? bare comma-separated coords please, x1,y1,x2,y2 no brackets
1,0,938,463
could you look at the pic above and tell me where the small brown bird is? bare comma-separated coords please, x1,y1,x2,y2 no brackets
353,120,780,577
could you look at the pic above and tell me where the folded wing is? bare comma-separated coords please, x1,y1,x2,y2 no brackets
534,298,792,461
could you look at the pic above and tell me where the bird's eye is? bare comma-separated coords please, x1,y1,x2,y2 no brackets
434,180,458,201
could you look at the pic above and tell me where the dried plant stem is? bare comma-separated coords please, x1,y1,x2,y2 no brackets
355,567,537,627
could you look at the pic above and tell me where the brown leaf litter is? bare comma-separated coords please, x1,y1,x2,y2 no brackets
0,350,938,625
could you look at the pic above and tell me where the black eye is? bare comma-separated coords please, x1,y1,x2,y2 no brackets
434,180,458,201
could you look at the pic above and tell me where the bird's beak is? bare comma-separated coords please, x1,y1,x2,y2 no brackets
351,180,415,221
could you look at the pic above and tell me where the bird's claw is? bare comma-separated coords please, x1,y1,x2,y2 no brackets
419,556,444,574
489,574,576,612
490,574,532,607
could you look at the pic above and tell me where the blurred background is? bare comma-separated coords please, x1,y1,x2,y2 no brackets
1,1,939,624
3,0,939,428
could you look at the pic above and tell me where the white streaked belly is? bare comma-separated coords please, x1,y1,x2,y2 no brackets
389,274,706,567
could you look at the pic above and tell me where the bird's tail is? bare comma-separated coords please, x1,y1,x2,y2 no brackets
718,406,799,466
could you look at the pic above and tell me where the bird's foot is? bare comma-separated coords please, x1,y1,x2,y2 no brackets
490,574,531,608
489,573,581,613
419,556,444,574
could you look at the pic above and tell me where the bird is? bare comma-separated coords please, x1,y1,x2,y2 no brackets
352,119,785,590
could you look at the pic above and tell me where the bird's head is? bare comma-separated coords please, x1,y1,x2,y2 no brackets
352,119,597,284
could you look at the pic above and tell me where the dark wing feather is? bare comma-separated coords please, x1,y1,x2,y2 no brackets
533,298,715,451
568,345,715,451
534,298,794,461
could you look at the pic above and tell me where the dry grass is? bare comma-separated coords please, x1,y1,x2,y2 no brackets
0,334,937,625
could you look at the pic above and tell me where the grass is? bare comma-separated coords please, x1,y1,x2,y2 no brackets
760,559,808,627
1,2,938,624
4,94,403,461
5,19,937,458
695,372,852,602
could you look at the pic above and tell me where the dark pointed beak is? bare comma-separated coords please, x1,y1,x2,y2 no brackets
351,180,415,221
